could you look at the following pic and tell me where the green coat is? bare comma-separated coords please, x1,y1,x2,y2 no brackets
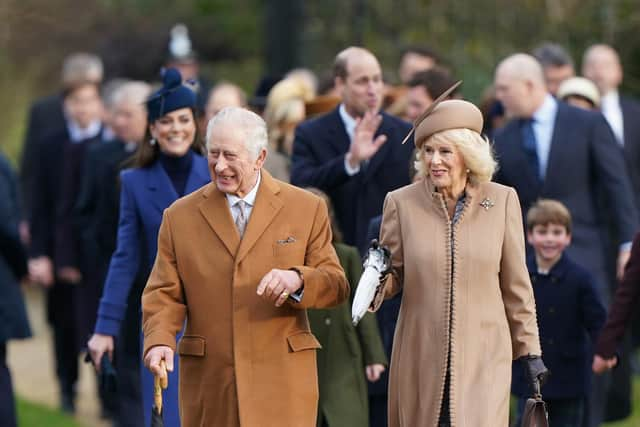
308,243,388,427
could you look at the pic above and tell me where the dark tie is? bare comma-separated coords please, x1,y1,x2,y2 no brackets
521,118,541,183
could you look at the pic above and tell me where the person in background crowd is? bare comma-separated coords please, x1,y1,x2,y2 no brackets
478,86,507,139
373,98,544,426
512,199,606,427
532,42,576,96
87,68,210,427
141,107,349,427
165,23,212,115
405,66,458,122
583,44,640,215
203,82,247,124
557,77,601,110
29,75,104,414
291,47,414,255
493,53,638,427
76,81,151,426
0,152,31,427
306,187,387,427
20,53,103,228
593,232,640,374
397,45,439,85
264,76,315,181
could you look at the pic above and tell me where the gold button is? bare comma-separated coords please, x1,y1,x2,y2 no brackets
325,318,331,326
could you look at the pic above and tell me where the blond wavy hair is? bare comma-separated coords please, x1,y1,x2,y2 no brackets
414,128,497,185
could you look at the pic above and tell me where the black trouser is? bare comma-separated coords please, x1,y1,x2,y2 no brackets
0,342,17,427
47,282,79,399
369,394,389,427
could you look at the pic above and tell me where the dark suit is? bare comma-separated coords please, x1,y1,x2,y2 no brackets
0,154,30,427
620,96,640,213
290,107,413,254
20,94,66,217
29,126,102,403
494,100,638,427
494,101,637,300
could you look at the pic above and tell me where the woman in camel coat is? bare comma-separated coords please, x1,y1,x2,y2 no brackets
373,99,545,427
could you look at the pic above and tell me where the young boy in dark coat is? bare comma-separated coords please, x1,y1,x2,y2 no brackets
512,199,606,427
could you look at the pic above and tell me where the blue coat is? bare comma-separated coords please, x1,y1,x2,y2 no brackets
290,108,413,254
95,152,210,427
494,102,638,302
511,254,606,399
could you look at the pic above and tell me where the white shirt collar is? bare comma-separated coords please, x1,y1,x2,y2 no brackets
532,94,557,124
67,119,102,142
338,104,357,140
226,170,261,208
601,90,620,111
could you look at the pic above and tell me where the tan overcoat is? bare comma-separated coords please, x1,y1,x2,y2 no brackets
374,179,541,427
142,170,349,427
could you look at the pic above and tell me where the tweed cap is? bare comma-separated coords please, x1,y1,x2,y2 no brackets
402,81,483,148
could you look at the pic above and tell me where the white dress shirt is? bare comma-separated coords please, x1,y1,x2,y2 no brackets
226,171,261,224
531,94,558,180
339,104,361,175
67,119,102,143
601,90,625,146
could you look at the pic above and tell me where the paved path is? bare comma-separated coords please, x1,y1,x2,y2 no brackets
8,286,110,427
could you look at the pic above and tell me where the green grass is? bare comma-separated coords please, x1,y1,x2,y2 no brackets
16,398,81,427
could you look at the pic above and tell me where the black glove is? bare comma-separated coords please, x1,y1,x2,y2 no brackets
519,355,549,395
84,352,117,395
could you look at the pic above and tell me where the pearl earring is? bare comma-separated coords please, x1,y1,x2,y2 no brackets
149,137,156,146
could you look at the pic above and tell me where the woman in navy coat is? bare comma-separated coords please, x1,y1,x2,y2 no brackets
88,68,210,427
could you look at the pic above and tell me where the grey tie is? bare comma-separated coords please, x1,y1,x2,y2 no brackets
235,200,248,238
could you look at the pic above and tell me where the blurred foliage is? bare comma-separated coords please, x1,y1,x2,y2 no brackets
2,0,640,165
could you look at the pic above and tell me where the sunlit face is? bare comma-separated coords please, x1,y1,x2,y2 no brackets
406,85,434,122
544,64,575,96
336,53,384,117
112,100,147,144
494,69,534,118
64,83,103,129
422,139,467,191
527,223,571,265
582,50,623,94
207,124,266,197
150,108,196,157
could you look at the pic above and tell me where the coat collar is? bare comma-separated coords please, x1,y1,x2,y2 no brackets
527,252,569,281
146,152,209,213
421,177,483,221
199,169,283,261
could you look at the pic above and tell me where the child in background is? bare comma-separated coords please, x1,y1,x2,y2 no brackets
512,199,606,427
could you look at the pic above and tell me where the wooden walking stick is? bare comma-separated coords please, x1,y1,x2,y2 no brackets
153,360,168,415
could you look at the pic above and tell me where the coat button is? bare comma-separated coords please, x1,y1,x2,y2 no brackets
548,339,554,345
325,318,331,326
548,307,555,314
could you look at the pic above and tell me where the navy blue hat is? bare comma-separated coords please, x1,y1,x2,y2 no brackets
146,68,197,122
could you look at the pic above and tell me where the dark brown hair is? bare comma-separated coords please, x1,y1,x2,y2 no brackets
130,107,204,168
526,199,572,233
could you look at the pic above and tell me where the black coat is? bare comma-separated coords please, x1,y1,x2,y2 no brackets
291,108,413,254
20,94,66,217
512,254,606,399
0,154,31,342
620,96,640,215
494,101,638,301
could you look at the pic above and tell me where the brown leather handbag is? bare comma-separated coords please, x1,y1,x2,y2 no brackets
521,380,549,427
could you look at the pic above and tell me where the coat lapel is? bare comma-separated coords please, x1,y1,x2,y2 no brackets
326,108,351,156
198,183,240,257
363,113,397,181
146,160,179,214
542,104,568,195
236,171,283,263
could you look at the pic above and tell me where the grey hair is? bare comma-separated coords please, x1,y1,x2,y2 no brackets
205,107,268,159
62,52,104,87
111,81,152,108
532,42,574,68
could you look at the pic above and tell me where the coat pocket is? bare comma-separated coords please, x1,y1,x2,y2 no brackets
178,335,206,356
287,331,322,352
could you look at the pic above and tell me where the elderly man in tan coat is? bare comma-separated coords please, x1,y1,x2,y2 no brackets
142,107,349,427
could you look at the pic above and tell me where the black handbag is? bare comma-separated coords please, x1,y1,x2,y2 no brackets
521,380,549,427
